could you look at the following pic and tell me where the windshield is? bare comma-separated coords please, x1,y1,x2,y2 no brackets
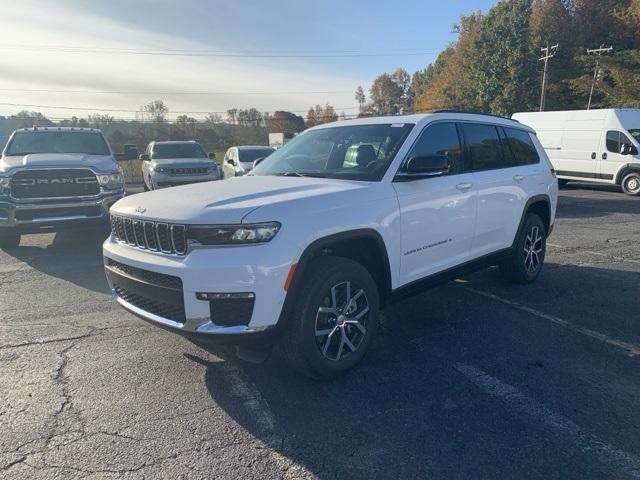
239,148,274,163
152,143,206,159
5,131,110,156
251,123,414,181
628,129,640,142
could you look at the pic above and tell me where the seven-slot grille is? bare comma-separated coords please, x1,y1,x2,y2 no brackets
11,168,99,199
111,214,187,255
167,167,209,175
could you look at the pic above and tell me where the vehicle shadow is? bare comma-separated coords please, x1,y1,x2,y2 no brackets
557,189,639,219
4,226,110,294
188,263,640,479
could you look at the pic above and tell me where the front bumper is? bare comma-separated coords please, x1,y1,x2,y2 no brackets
102,234,294,343
149,171,220,189
0,191,124,233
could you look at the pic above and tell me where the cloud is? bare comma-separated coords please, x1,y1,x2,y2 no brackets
0,0,360,119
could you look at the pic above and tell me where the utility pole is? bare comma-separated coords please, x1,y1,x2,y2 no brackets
587,45,613,110
539,43,559,112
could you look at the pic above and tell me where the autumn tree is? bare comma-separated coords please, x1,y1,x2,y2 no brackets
266,111,306,133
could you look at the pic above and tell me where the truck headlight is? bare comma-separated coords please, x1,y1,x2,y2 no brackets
188,222,280,245
97,173,124,189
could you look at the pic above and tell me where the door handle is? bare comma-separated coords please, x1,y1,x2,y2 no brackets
513,175,524,182
591,152,597,159
456,182,472,192
602,153,608,160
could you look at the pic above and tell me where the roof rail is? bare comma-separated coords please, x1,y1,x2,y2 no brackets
433,109,519,122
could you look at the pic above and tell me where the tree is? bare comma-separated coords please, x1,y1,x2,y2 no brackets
369,73,404,115
142,100,168,122
87,114,114,126
467,0,537,115
226,108,238,124
266,111,306,133
306,107,318,127
355,86,366,112
204,113,222,125
320,103,338,124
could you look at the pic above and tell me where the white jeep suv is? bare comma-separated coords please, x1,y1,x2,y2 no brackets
103,112,558,379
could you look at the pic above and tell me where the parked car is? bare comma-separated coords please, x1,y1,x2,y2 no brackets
140,141,221,190
513,109,640,196
222,145,275,178
0,127,125,248
104,112,558,379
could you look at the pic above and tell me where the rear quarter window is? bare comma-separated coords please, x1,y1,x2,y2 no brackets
504,128,540,165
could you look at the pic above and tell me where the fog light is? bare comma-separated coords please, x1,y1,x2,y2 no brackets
196,292,255,301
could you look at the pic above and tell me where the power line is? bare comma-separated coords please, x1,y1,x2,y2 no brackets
538,43,559,112
0,44,438,58
0,88,353,96
587,45,613,110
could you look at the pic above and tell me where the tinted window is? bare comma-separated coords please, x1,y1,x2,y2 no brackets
607,131,634,153
405,122,461,174
6,131,110,156
504,128,539,165
152,143,206,159
238,148,274,163
252,123,414,181
461,123,504,171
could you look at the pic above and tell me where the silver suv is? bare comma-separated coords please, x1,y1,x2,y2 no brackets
141,141,221,190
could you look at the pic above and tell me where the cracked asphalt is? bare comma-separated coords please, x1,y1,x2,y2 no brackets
1,183,639,479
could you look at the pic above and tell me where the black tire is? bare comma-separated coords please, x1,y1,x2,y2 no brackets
279,256,379,380
558,179,569,188
499,213,546,284
621,172,640,196
0,231,21,249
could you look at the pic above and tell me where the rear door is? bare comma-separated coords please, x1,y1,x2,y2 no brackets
460,123,528,257
393,122,478,284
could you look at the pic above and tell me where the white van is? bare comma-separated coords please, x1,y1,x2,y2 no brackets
513,109,640,196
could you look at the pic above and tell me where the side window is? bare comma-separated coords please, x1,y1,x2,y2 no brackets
504,127,540,165
606,131,621,153
405,122,462,174
461,123,504,172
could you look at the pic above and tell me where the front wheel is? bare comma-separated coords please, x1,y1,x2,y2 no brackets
499,213,546,284
279,256,379,380
621,172,640,196
0,230,21,249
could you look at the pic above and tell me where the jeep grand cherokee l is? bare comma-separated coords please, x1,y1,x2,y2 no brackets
103,112,558,379
0,127,124,248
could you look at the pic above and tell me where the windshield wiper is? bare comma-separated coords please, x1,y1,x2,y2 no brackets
273,172,307,177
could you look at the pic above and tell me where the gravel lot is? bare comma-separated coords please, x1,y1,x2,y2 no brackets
1,184,639,479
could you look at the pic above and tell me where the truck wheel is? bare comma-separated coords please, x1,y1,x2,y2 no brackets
499,213,546,285
0,231,21,249
621,172,640,196
279,256,379,380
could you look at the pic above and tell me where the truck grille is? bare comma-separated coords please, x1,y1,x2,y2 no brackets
11,169,99,199
167,167,209,175
111,214,187,255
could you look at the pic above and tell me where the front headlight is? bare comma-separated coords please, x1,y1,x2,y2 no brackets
97,173,124,190
188,222,281,245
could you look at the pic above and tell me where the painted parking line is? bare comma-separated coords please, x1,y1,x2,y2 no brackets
547,243,640,264
455,363,640,479
457,282,640,358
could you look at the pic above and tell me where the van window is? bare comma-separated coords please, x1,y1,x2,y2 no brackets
404,122,462,175
606,131,634,153
504,128,539,165
461,123,504,172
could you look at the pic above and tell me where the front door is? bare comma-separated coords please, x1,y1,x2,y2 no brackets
393,122,478,285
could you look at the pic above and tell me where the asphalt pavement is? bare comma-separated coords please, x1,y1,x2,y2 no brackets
1,183,639,479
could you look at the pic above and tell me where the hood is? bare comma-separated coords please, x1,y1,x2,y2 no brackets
151,157,215,168
0,153,118,173
112,175,368,224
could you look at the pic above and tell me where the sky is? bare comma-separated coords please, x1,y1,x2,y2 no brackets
0,0,497,121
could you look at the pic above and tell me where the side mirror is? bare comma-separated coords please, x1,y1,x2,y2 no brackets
208,152,216,160
407,154,450,173
139,153,150,161
620,144,637,155
253,157,266,168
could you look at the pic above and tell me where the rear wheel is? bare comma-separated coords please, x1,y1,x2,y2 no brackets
279,256,379,380
0,230,21,249
621,172,640,196
499,213,546,284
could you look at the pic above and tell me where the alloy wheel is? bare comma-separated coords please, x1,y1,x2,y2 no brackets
315,281,369,362
523,225,543,274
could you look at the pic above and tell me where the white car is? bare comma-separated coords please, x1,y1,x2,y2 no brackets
513,109,640,196
222,145,275,178
103,112,558,379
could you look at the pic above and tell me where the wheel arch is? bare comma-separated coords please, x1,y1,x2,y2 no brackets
512,195,552,249
615,164,640,185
